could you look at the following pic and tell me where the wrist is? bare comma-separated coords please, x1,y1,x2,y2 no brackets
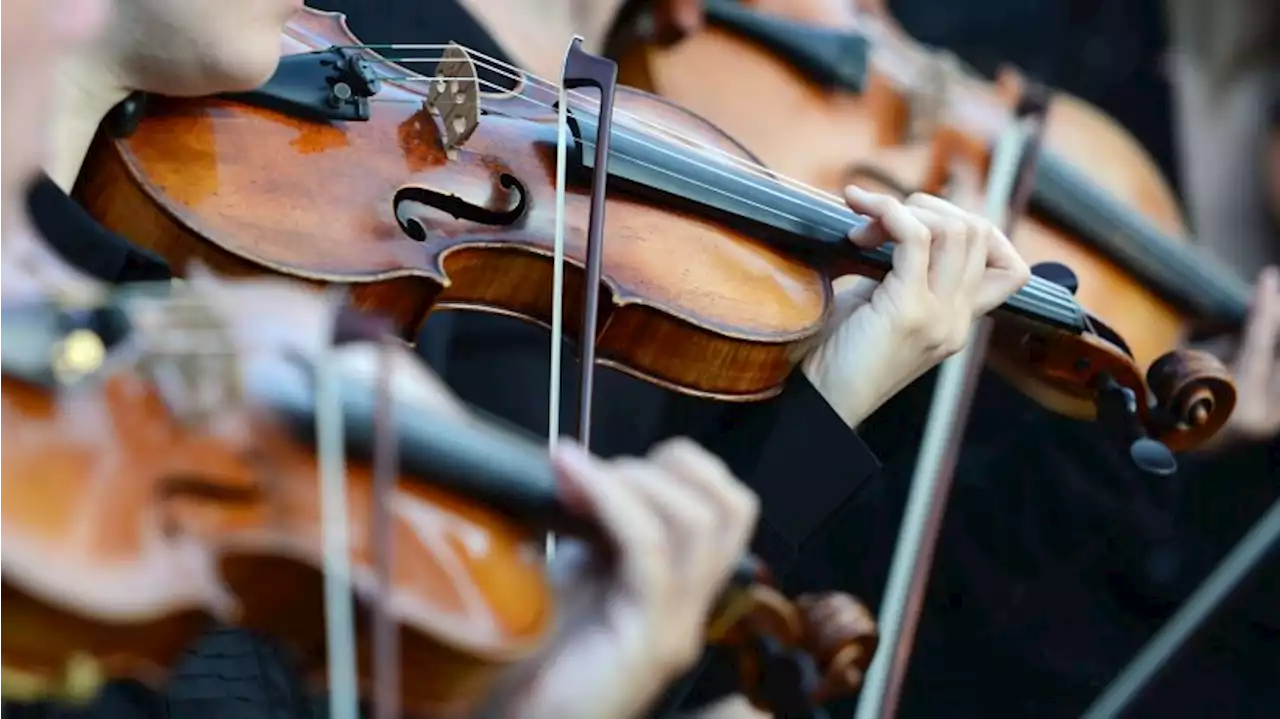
801,346,927,429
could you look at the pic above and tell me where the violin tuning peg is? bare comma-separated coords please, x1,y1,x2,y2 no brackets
1031,261,1079,295
1128,437,1178,477
1094,373,1177,477
749,635,823,716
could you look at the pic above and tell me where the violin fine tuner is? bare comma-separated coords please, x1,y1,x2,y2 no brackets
1094,373,1177,476
0,653,106,705
51,329,107,385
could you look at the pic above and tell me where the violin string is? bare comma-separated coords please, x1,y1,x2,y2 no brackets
348,41,933,225
362,46,863,211
391,74,1078,320
373,44,1023,236
342,45,1080,319
349,44,1076,318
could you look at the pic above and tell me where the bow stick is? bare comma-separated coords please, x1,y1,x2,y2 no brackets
547,37,620,557
854,85,1051,719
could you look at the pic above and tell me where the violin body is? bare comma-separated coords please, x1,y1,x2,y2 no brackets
0,284,878,714
2,378,225,687
77,8,834,402
612,0,1235,450
0,300,553,714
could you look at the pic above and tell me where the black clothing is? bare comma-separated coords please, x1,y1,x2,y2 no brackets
866,3,1280,716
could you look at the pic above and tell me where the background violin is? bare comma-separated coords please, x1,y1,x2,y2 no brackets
609,0,1247,458
0,280,877,717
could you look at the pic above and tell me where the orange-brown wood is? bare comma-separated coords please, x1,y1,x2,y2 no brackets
1,368,554,716
613,0,1236,449
0,324,877,713
75,8,830,403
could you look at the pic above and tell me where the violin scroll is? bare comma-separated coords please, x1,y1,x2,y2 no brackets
1145,349,1236,452
715,584,879,715
795,592,879,704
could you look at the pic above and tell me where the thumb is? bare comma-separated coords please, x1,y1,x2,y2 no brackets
649,0,706,44
1235,266,1280,385
670,0,705,34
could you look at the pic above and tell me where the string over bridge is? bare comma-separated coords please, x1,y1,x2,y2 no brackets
128,287,243,429
426,43,482,159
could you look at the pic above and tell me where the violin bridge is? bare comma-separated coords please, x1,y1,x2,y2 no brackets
908,50,963,142
426,43,481,160
131,292,243,429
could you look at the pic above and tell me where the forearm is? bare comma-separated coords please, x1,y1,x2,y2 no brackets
1165,0,1279,275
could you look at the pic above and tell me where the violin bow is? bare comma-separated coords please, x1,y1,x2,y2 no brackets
1082,495,1280,717
853,85,1051,719
315,287,362,719
316,290,405,719
547,36,620,556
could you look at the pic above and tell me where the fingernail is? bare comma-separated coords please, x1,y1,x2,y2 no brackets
845,185,866,198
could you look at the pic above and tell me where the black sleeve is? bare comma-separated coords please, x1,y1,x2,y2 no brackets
663,373,883,573
645,376,890,719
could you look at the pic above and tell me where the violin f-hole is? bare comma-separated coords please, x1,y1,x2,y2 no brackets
392,173,528,242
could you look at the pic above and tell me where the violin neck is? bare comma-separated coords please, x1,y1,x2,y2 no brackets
253,360,603,538
568,112,1086,333
1031,154,1251,327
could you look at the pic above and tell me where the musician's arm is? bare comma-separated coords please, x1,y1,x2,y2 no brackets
665,372,885,573
637,373,891,715
1165,0,1279,276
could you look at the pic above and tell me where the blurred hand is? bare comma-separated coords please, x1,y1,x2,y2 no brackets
799,187,1030,427
1,221,103,304
488,438,759,719
645,0,706,44
180,269,467,434
1205,266,1280,449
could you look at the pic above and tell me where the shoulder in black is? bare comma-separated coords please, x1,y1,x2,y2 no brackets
26,174,170,284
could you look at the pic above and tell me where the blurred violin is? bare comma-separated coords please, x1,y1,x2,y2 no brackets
609,0,1249,459
0,279,877,717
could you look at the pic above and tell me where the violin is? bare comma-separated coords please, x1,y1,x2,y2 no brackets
608,0,1248,459
72,7,1223,456
0,280,878,716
